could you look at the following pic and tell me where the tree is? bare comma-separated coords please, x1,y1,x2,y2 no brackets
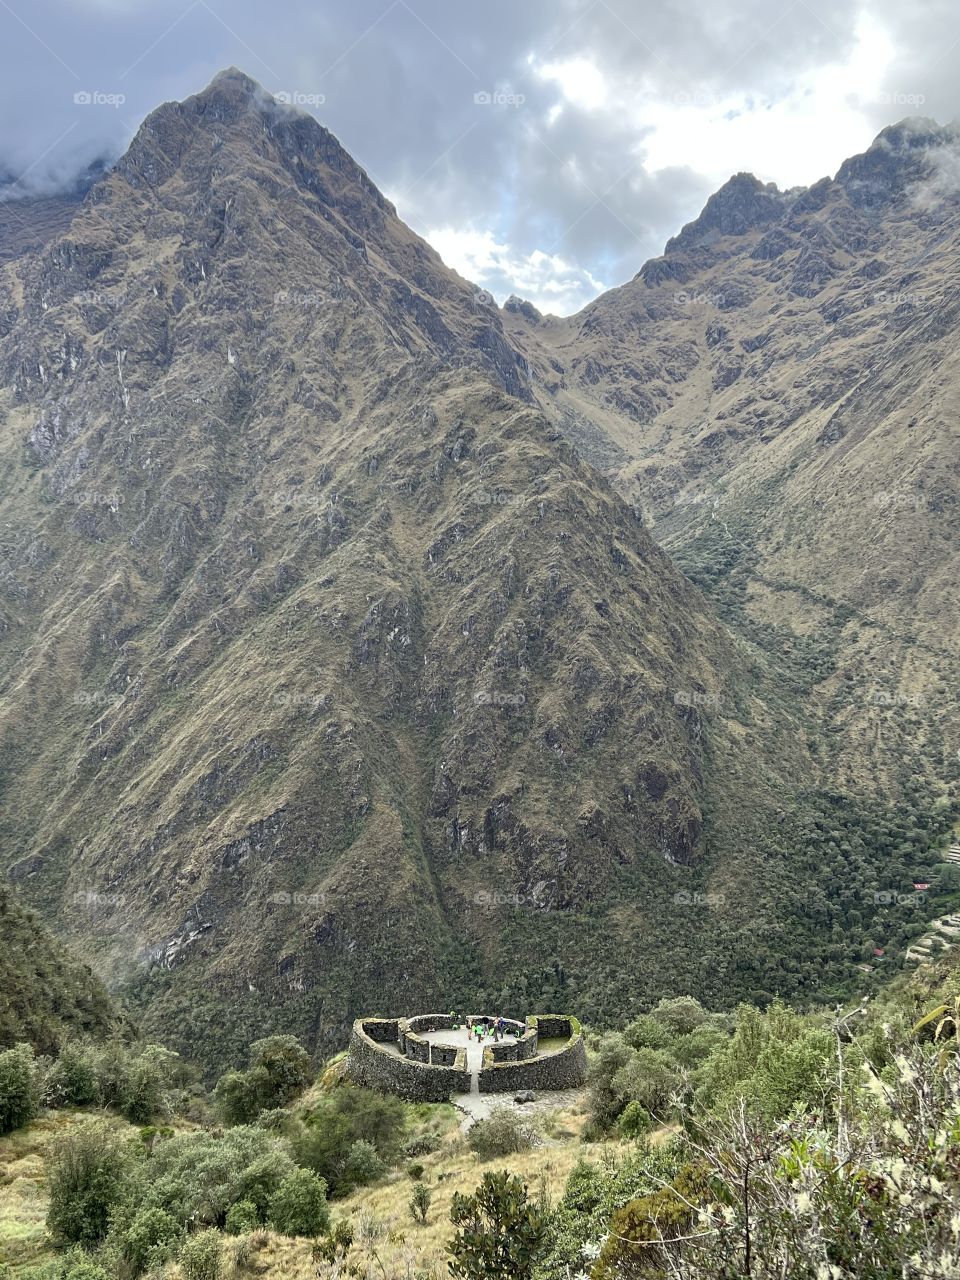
0,1043,38,1134
410,1182,432,1224
268,1168,330,1236
46,1120,129,1245
42,1043,98,1108
214,1035,313,1124
447,1171,546,1280
121,1046,176,1124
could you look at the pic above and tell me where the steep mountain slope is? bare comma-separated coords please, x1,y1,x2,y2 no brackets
505,121,960,800
0,884,117,1053
0,72,950,1071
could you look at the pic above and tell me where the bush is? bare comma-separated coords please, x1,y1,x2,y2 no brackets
0,1043,38,1134
694,1002,833,1122
214,1036,313,1125
618,1101,650,1139
46,1120,129,1245
649,997,709,1037
179,1229,222,1280
225,1199,260,1234
342,1139,386,1187
139,1126,295,1227
111,1205,179,1276
622,1015,673,1052
586,1034,633,1132
468,1107,537,1159
447,1171,546,1280
410,1182,431,1224
591,1161,710,1280
295,1085,405,1195
24,1251,112,1280
611,1048,677,1119
42,1043,98,1108
268,1168,330,1237
121,1047,176,1124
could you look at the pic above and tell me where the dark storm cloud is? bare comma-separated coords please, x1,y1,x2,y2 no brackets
0,0,955,311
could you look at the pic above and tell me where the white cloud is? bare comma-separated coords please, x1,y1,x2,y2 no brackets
424,226,607,315
633,14,897,188
536,57,610,112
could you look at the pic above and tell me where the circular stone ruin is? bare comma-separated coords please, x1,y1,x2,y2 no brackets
345,1012,587,1102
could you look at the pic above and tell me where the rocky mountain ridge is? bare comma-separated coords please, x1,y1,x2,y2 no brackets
0,72,953,1069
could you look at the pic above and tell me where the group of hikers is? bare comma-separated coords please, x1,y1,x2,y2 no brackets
449,1012,515,1042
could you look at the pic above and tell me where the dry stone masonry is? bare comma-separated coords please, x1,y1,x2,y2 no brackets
346,1012,586,1102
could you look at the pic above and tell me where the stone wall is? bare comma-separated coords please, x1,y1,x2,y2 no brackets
478,1015,587,1094
486,1025,538,1062
346,1018,470,1102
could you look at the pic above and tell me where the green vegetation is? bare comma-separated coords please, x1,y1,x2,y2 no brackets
213,1036,313,1123
0,888,116,1056
4,953,960,1279
45,1122,129,1247
0,1045,39,1135
448,1171,547,1280
410,1181,432,1224
468,1107,539,1160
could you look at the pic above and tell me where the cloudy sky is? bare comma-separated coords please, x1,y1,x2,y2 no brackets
0,0,956,313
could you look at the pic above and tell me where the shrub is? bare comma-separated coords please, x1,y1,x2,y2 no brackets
591,1161,710,1280
0,1043,38,1134
410,1182,431,1224
622,1015,673,1052
611,1048,677,1119
408,1162,425,1180
468,1107,537,1159
121,1047,176,1124
213,1071,259,1127
42,1043,98,1108
24,1251,112,1280
447,1171,546,1280
179,1229,223,1280
225,1199,260,1234
342,1139,386,1187
214,1036,313,1124
268,1168,330,1237
586,1034,633,1132
295,1085,405,1195
649,997,709,1037
92,1042,132,1110
694,1002,833,1122
618,1101,650,1139
46,1120,129,1245
140,1126,296,1227
112,1205,179,1276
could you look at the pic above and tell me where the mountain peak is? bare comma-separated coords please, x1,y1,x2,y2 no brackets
663,171,788,255
835,116,959,208
113,65,392,226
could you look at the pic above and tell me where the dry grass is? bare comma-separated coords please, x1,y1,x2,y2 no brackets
308,1100,592,1280
0,1110,135,1273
